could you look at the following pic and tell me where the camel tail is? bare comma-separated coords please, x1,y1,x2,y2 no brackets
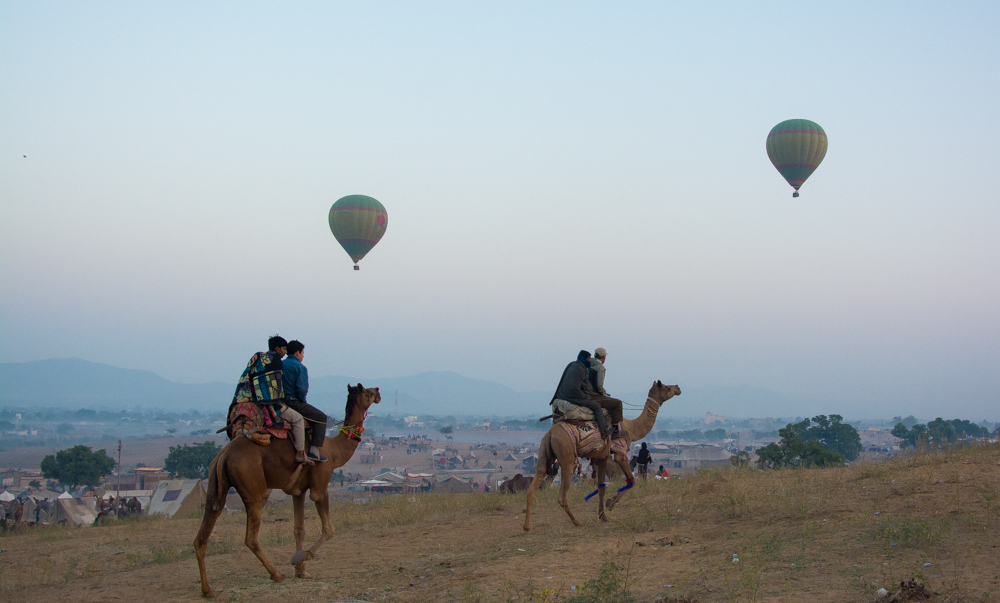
207,454,229,512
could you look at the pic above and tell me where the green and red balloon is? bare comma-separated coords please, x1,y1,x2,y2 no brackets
328,194,387,270
766,119,828,197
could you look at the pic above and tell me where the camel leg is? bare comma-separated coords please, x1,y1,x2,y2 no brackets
288,492,314,579
605,454,634,512
594,459,609,522
556,454,582,527
194,503,225,598
242,498,285,584
523,435,552,533
522,466,549,533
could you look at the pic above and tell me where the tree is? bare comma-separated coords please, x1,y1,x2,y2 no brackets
40,445,116,488
165,428,177,435
757,421,845,469
438,425,454,435
802,415,862,461
164,441,222,479
57,422,74,434
730,451,751,467
0,419,14,431
704,428,727,441
28,480,41,489
892,418,986,449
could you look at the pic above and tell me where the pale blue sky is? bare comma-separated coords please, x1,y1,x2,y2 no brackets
1,2,998,418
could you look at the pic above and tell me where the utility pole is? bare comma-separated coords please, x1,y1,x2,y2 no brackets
116,440,122,516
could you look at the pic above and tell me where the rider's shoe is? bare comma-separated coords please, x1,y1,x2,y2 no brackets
307,447,328,463
295,450,315,465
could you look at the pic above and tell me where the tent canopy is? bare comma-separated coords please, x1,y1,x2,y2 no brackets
0,491,15,501
147,480,206,518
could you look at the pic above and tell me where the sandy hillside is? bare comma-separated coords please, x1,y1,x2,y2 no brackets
2,444,998,602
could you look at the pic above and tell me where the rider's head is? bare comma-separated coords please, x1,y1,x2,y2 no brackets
577,350,592,366
287,340,304,360
594,347,607,362
268,334,288,356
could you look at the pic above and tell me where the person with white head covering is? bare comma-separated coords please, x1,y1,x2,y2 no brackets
582,347,627,439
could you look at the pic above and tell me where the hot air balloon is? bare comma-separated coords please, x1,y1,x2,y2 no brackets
328,194,387,270
766,119,828,197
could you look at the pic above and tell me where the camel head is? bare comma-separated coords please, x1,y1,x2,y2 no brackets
345,383,381,420
647,380,681,406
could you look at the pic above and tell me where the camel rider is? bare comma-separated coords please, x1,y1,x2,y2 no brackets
232,335,310,464
282,340,328,463
552,350,612,439
582,347,627,439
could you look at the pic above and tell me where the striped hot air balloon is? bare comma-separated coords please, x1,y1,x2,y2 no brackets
328,195,388,270
766,119,828,198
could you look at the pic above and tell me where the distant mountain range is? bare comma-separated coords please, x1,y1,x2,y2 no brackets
0,358,829,419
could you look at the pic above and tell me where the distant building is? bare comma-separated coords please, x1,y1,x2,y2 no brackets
704,412,727,425
671,445,732,470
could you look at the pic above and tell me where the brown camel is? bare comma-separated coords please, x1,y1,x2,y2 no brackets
499,473,532,494
522,381,680,532
194,384,381,598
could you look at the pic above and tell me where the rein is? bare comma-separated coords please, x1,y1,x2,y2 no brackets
338,398,371,442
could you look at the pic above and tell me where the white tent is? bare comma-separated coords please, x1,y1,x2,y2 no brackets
0,491,15,502
55,497,98,526
57,491,73,499
147,480,206,518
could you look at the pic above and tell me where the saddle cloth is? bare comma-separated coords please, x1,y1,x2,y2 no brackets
551,399,612,422
555,420,630,458
227,402,290,442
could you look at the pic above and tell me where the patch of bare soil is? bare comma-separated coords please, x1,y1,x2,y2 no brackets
2,444,999,602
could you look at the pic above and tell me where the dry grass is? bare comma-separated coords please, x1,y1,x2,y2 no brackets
2,443,999,602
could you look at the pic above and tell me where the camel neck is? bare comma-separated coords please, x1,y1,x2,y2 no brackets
622,396,662,441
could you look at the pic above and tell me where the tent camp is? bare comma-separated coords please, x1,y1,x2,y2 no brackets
504,453,517,462
483,460,496,469
436,476,474,493
147,480,206,518
104,489,153,512
0,490,14,502
55,496,98,526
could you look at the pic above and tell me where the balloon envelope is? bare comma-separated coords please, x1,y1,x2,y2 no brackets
766,119,828,196
328,195,388,268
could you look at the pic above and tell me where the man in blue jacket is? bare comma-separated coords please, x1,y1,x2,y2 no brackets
283,340,328,463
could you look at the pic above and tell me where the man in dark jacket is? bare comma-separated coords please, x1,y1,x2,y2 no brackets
282,340,328,463
552,350,611,438
636,442,652,480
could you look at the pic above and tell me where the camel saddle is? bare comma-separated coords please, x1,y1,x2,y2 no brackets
550,399,612,423
226,402,293,445
556,421,629,457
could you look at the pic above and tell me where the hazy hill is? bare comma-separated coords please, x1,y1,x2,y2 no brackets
0,358,550,416
0,358,824,419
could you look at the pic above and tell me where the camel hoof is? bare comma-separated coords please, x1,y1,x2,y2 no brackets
295,567,313,579
523,525,531,532
600,514,609,522
271,573,285,583
291,549,314,566
201,588,220,599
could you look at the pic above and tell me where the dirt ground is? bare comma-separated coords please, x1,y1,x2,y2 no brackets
2,444,999,602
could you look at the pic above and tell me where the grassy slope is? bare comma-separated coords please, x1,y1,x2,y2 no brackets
2,443,998,602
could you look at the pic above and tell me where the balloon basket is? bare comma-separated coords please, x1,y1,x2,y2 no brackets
792,191,799,198
353,265,359,271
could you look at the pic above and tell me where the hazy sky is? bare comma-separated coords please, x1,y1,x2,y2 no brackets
2,3,998,419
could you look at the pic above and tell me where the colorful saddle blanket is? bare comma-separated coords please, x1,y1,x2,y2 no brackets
227,402,290,442
551,399,612,422
555,420,629,457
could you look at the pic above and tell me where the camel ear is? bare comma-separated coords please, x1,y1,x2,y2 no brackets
357,382,364,390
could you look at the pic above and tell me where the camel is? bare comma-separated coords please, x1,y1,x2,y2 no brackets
522,381,680,532
499,473,533,494
194,384,381,598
